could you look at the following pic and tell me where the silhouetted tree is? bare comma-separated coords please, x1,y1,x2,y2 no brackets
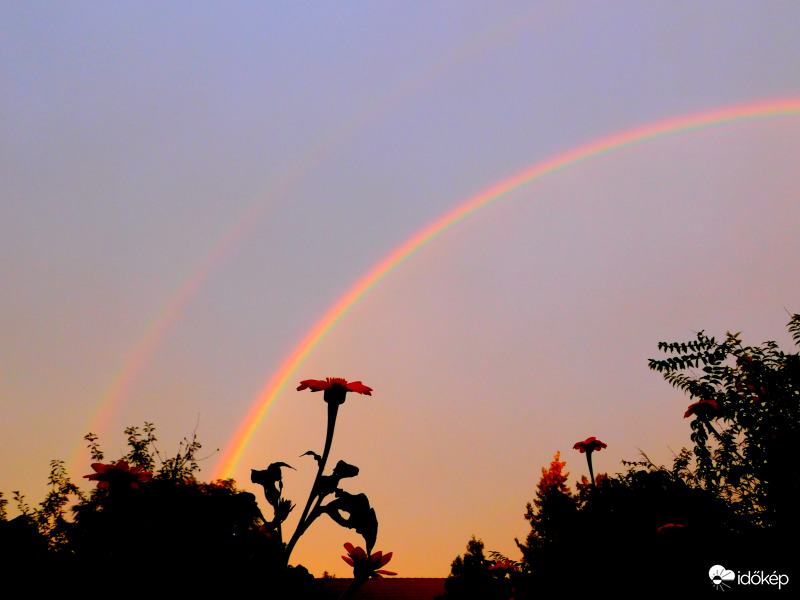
509,450,740,596
438,536,511,600
648,313,800,572
652,317,800,507
515,451,577,566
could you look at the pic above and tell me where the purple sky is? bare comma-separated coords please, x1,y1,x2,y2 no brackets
2,1,799,577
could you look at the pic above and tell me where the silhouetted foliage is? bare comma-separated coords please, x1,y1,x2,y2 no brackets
1,378,388,598
505,453,740,596
0,424,291,594
251,377,389,598
515,452,577,566
437,536,512,600
442,314,800,596
649,314,800,536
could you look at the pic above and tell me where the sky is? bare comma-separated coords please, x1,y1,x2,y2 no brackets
2,1,800,578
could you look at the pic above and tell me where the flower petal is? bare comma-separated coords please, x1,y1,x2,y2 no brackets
345,381,373,396
297,379,331,392
377,552,393,567
573,437,606,453
298,378,372,395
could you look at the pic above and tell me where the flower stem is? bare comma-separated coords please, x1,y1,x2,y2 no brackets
587,451,595,486
285,401,340,563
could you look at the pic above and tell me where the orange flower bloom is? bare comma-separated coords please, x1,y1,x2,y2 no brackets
83,460,152,490
341,542,397,579
297,377,372,404
683,399,718,419
573,437,607,454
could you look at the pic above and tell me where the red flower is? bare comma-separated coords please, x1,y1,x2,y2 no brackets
488,558,518,576
297,377,372,405
341,542,397,579
297,377,372,395
657,523,685,534
683,399,718,418
83,460,152,490
573,437,607,454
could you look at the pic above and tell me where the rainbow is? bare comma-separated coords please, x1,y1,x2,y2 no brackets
71,204,254,473
213,98,800,479
78,26,499,445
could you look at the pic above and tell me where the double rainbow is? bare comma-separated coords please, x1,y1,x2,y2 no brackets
212,98,800,479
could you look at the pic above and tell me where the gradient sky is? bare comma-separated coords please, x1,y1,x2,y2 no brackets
2,1,800,578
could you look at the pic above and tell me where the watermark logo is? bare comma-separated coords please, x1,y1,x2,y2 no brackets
709,564,790,591
709,565,735,591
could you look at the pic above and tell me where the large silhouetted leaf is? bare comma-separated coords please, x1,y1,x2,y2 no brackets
321,490,378,553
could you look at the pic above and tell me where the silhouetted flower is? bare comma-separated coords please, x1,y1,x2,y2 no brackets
341,542,397,579
83,460,152,490
572,437,607,454
297,377,372,405
684,399,718,419
273,498,295,522
573,437,606,486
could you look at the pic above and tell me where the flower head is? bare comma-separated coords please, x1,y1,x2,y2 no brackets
83,460,152,490
488,558,519,577
657,523,685,535
684,399,718,419
573,437,607,454
257,524,274,539
341,542,397,579
297,377,372,405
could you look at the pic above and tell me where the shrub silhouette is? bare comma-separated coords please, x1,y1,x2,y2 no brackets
438,536,512,600
1,376,389,598
445,313,800,597
0,425,317,594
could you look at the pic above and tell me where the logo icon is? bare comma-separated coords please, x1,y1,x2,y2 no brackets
709,565,735,591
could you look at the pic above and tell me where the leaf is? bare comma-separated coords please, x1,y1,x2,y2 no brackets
251,462,294,507
301,450,322,463
321,490,378,554
332,460,359,479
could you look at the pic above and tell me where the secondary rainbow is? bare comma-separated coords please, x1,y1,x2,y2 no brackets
213,97,800,479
